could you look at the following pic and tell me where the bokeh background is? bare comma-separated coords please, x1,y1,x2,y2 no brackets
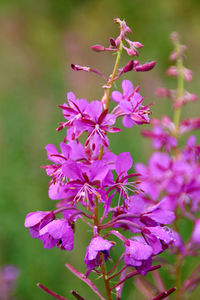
1,0,200,299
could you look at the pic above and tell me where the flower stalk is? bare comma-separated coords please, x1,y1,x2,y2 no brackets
24,19,200,300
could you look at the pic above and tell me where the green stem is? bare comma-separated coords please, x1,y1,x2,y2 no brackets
93,198,112,300
173,49,184,137
104,41,123,109
93,40,124,300
100,253,112,300
175,254,183,300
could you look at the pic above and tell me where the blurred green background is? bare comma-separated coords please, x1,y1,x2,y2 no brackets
1,0,200,299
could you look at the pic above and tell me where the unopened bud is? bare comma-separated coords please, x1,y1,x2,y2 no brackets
169,50,179,61
133,60,140,67
114,18,121,24
121,60,134,73
126,48,138,56
166,66,178,77
125,38,144,49
132,41,144,48
91,44,105,52
135,85,140,92
155,87,172,98
71,64,91,72
183,67,192,81
170,32,179,44
135,61,156,72
187,92,198,102
109,37,116,47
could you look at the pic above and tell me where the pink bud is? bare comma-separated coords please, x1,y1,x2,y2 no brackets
121,60,134,73
132,41,144,48
71,64,90,72
180,118,200,134
125,38,144,49
133,60,140,67
155,87,172,98
114,18,132,34
174,91,198,109
127,48,138,56
169,50,179,61
169,45,187,61
109,37,116,47
170,32,179,43
135,61,156,72
113,18,121,24
166,66,178,77
183,67,192,81
187,92,198,102
135,85,140,92
122,45,138,56
91,44,105,52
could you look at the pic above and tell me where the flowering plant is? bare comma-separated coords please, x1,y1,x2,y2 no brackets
25,19,200,299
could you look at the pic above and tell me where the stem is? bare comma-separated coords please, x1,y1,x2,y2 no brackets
107,254,124,276
153,287,176,300
107,266,127,281
93,197,112,300
175,254,183,300
173,46,184,137
93,38,125,300
100,253,112,300
100,219,142,230
104,42,123,109
110,265,161,290
93,40,124,300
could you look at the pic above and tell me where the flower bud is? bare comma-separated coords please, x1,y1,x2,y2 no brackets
166,66,178,77
71,64,90,72
170,32,179,44
155,87,172,98
183,67,192,81
135,61,156,72
109,37,116,47
121,60,134,73
91,44,105,52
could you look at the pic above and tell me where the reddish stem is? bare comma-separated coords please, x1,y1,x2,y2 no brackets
107,266,127,281
110,265,161,290
37,283,69,300
153,287,176,300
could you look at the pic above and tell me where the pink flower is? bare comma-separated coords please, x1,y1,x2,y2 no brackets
124,237,153,275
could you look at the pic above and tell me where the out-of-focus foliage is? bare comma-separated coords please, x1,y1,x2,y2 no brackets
0,0,200,299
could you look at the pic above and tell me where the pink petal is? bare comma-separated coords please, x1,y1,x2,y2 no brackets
122,80,134,98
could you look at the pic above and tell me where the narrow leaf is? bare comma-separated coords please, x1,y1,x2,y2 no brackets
37,283,69,300
65,264,105,300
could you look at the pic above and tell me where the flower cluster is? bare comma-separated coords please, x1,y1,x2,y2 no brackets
135,32,200,298
24,20,187,300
